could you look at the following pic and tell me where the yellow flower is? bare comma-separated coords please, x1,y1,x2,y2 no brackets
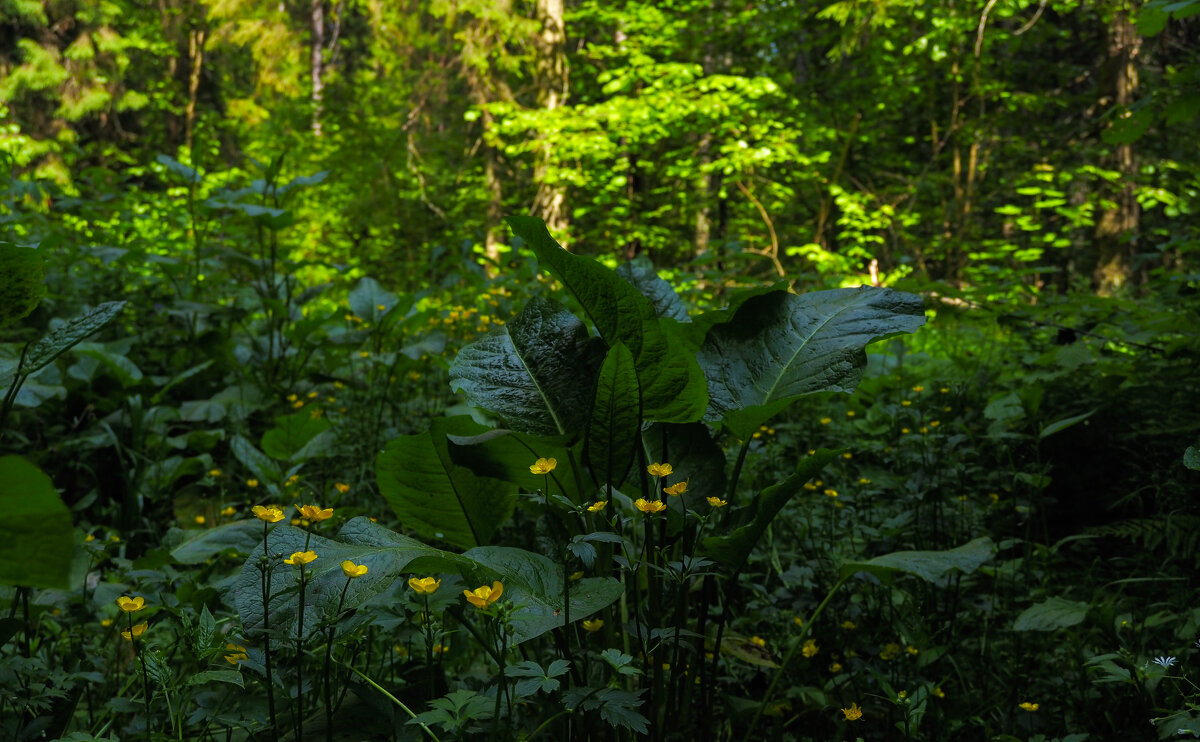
287,394,298,402
194,515,206,525
295,504,334,521
293,400,305,408
569,571,584,581
209,469,222,477
635,498,667,514
252,505,285,523
663,479,689,496
431,643,448,655
751,636,766,647
858,477,871,485
291,518,309,527
900,428,910,435
1019,701,1038,712
898,690,908,699
906,645,919,655
841,620,856,630
286,474,300,486
529,457,557,475
901,400,912,407
100,618,113,627
829,662,843,673
912,385,924,393
803,482,818,490
846,410,856,417
283,550,318,566
307,390,319,399
586,501,608,512
335,482,350,493
646,462,673,477
85,533,95,542
932,687,945,699
341,561,369,578
819,417,832,425
801,639,819,657
841,702,863,721
880,643,900,660
793,616,804,628
334,381,345,389
122,622,148,640
246,479,259,488
929,420,940,427
225,651,248,664
408,576,441,595
117,596,145,613
824,489,838,497
582,618,604,632
359,351,370,358
220,506,237,516
842,452,852,459
464,580,504,608
706,497,728,508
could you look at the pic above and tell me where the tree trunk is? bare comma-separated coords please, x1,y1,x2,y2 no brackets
311,0,325,136
1093,5,1141,294
184,28,206,151
532,0,569,245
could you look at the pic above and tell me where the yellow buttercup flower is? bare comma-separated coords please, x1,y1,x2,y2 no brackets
117,596,145,613
750,636,766,647
706,497,728,508
801,639,819,657
906,645,919,655
341,561,368,578
529,457,557,475
431,643,448,655
841,620,857,629
841,702,863,721
569,571,584,581
295,504,334,521
635,498,666,514
220,506,237,516
1019,701,1039,712
283,550,318,566
335,482,350,493
582,618,604,632
819,417,832,425
408,576,441,595
252,505,285,523
646,462,673,477
880,643,900,660
663,479,689,496
209,469,222,477
586,500,608,512
194,515,206,525
464,581,504,609
246,478,259,488
121,622,148,641
932,687,945,699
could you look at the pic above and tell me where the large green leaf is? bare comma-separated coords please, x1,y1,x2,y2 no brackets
231,435,282,484
444,429,583,504
1012,597,1089,632
840,537,995,583
170,521,265,564
233,518,620,645
376,416,519,548
22,301,126,375
636,422,727,511
585,341,640,490
348,277,399,324
702,450,838,572
507,216,707,424
261,410,332,461
449,297,605,438
698,288,925,439
615,257,691,323
0,243,45,329
0,456,73,588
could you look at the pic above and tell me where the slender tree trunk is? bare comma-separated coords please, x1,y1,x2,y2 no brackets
532,0,569,245
1093,4,1141,294
311,0,325,136
185,28,206,151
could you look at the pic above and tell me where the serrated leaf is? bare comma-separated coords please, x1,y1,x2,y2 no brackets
23,301,126,375
0,456,73,589
508,216,707,424
449,297,605,438
1013,597,1089,631
841,537,995,584
585,341,640,489
376,416,519,548
702,451,837,571
698,288,924,439
233,518,620,645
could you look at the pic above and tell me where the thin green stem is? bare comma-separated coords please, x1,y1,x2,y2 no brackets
295,564,309,742
338,661,442,742
260,523,278,742
325,578,353,742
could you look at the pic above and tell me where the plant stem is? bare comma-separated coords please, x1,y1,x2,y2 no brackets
260,523,278,742
296,564,309,742
325,578,352,742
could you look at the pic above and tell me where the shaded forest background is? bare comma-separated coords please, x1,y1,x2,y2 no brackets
3,0,1197,296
